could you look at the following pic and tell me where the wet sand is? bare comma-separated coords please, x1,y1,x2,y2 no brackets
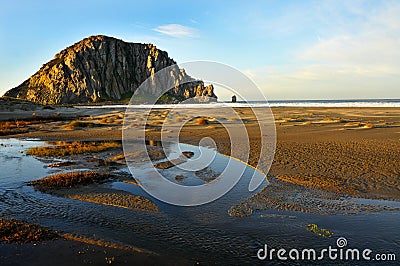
0,216,191,265
2,106,400,208
1,105,400,264
52,186,160,214
0,238,191,266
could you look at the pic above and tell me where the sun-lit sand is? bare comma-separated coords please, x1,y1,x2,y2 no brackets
1,103,400,264
2,106,400,206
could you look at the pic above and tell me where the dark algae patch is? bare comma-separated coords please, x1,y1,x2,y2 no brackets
26,141,121,157
28,171,114,190
0,218,59,243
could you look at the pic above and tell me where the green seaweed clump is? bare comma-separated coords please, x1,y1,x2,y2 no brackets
306,223,333,238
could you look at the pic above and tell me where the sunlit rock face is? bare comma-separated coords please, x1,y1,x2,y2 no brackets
4,35,216,104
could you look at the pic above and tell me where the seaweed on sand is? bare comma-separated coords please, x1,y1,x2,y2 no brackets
26,141,121,157
28,171,114,190
0,218,59,243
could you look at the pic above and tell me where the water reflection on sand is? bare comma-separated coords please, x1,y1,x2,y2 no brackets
0,138,399,265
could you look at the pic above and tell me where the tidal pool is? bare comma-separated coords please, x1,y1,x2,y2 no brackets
0,138,399,265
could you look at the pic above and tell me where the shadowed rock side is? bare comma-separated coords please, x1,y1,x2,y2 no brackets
4,35,216,104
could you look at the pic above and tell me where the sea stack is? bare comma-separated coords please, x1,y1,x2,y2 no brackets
4,35,217,104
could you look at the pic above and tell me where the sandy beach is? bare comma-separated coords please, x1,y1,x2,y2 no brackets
2,105,399,210
2,1,400,263
1,103,399,265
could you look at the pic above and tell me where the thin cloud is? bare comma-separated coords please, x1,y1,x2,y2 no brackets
298,3,400,76
154,24,198,38
241,64,400,100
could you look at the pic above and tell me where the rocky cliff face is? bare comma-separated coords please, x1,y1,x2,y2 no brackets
4,35,216,104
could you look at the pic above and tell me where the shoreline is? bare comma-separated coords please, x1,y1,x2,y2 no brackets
2,106,399,201
1,105,399,264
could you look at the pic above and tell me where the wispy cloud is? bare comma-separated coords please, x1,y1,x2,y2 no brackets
153,24,198,38
242,64,400,99
298,2,400,78
242,2,400,99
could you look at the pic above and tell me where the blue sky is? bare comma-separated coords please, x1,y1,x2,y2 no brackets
1,0,399,100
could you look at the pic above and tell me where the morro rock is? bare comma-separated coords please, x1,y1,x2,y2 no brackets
4,35,217,104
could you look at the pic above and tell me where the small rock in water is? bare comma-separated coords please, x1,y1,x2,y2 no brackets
174,175,187,183
182,151,194,158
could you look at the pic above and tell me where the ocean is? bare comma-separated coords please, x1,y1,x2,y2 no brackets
76,99,400,109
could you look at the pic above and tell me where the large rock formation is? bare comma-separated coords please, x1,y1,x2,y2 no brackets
4,35,217,104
